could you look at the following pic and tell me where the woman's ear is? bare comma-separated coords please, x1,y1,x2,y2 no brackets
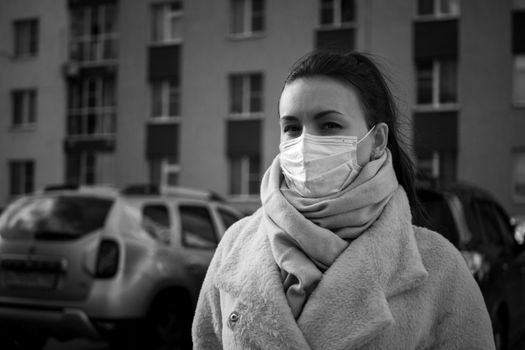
371,122,389,159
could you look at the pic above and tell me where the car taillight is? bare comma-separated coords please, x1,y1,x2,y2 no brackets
461,251,489,281
95,239,119,278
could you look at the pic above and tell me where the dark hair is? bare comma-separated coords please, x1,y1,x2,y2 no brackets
283,51,420,214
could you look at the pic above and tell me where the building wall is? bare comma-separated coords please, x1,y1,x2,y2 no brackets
460,0,525,215
177,0,416,210
0,0,67,205
0,0,523,217
116,0,150,186
180,0,317,198
361,0,415,148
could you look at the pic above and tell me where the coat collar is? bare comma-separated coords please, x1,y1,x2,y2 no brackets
215,189,428,350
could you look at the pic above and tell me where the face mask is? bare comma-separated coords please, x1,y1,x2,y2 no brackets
279,126,376,197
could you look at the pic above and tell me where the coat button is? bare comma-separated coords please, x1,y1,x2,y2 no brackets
228,311,240,329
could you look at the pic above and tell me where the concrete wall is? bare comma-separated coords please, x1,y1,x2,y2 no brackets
460,0,525,215
0,0,522,216
115,0,151,187
180,0,317,197
361,0,415,150
0,0,67,206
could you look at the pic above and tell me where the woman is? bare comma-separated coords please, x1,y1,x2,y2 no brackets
192,51,494,349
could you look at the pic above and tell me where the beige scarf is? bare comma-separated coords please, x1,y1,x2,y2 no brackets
260,150,398,318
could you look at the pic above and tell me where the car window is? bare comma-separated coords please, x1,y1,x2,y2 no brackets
475,200,513,246
0,196,114,240
217,208,241,231
142,204,171,243
495,205,515,247
179,205,217,249
484,201,514,247
464,200,480,233
416,190,459,246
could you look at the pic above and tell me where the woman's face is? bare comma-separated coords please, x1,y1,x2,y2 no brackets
279,76,375,166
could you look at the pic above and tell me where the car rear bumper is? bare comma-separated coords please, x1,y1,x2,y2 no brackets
0,305,100,339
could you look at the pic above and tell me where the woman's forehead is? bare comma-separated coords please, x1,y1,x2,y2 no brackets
279,76,364,118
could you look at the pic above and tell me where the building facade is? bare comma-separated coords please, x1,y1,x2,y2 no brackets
0,0,524,216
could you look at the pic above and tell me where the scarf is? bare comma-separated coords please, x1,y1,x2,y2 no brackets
260,150,398,319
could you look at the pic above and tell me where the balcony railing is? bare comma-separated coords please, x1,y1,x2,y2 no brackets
67,108,116,138
69,36,118,65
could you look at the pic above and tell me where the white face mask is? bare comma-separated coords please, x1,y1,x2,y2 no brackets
279,126,376,197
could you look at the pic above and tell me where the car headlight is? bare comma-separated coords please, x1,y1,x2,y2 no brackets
461,251,490,282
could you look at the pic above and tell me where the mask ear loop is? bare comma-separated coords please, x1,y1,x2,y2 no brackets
356,125,378,161
357,124,376,145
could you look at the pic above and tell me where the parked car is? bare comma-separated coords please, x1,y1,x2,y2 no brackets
0,184,243,350
414,183,525,350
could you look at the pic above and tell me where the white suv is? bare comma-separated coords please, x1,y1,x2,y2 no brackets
0,184,243,350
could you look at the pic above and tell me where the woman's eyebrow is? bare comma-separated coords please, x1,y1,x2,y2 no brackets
313,110,345,120
279,116,299,123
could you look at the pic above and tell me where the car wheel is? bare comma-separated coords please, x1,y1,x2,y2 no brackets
107,297,192,350
140,296,193,350
0,326,47,350
110,297,192,350
493,311,509,350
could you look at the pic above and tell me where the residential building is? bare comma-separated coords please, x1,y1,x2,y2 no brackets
0,0,67,204
0,0,524,217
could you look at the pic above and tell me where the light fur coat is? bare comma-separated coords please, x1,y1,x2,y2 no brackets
192,189,495,349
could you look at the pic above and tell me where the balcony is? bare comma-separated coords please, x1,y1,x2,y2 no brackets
65,109,116,152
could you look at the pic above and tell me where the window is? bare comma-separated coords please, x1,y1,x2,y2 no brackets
11,89,36,127
416,0,460,18
320,0,355,27
66,152,115,185
218,208,241,231
142,204,171,243
230,73,263,115
513,151,525,202
180,205,217,248
13,19,38,57
70,4,117,64
149,157,180,187
0,197,114,240
83,153,96,184
151,79,180,119
415,190,459,245
227,74,262,195
417,152,440,182
416,151,457,187
230,156,260,195
151,1,183,44
66,153,91,185
68,77,116,137
416,59,457,107
475,200,514,247
476,201,502,245
514,55,525,106
9,160,34,196
230,0,265,37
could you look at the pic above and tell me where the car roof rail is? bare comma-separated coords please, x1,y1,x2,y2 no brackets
42,184,119,196
121,184,225,202
121,184,160,195
43,184,80,192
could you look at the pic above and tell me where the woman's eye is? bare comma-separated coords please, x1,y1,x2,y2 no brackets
322,122,342,130
283,125,301,133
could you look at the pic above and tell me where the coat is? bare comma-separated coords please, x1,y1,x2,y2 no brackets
192,189,495,350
